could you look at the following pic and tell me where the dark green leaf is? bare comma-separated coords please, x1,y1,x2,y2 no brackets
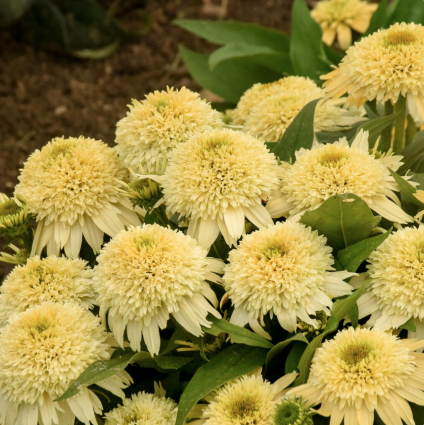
351,112,400,147
56,350,152,401
387,0,424,25
364,0,388,35
0,0,34,26
295,315,338,385
336,230,391,273
160,328,190,356
411,173,424,189
266,333,308,364
348,303,359,328
154,355,194,370
203,315,274,349
16,0,126,58
290,0,331,82
209,42,293,74
322,43,344,65
332,279,370,323
399,131,424,174
295,280,369,385
272,98,320,162
389,169,424,208
285,342,309,374
301,194,380,253
315,122,364,145
174,19,289,52
411,403,424,423
175,344,269,425
400,317,416,332
179,46,281,103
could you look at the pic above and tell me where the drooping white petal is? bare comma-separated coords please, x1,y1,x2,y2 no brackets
265,197,294,218
243,203,273,229
351,129,369,152
369,195,413,224
198,216,220,249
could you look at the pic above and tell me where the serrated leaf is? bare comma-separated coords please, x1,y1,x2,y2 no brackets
389,169,424,208
301,194,380,253
266,333,308,364
350,112,399,146
290,0,331,83
179,46,280,103
272,98,320,162
56,350,152,401
336,230,391,273
209,42,293,74
175,344,269,425
174,19,289,52
203,315,274,349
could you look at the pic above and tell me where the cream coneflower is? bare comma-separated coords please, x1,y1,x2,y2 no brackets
15,136,141,259
322,22,424,117
0,193,33,238
266,130,414,224
104,391,177,425
0,302,132,425
311,0,377,50
115,87,222,170
238,77,363,143
287,327,424,425
0,255,96,325
188,371,298,425
153,129,279,248
357,226,424,338
223,222,354,338
94,224,223,356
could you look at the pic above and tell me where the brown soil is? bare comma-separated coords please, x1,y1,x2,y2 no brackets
0,0,294,279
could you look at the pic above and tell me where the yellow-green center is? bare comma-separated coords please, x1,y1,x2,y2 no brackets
228,395,260,422
386,30,417,46
341,342,374,366
0,200,20,217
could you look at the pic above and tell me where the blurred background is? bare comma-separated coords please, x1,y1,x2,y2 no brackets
0,0,296,198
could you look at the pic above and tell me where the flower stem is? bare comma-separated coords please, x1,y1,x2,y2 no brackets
393,95,407,154
379,101,394,153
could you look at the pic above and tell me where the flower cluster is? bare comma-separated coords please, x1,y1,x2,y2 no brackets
3,17,424,425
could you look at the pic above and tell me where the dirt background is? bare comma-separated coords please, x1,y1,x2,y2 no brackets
0,0,296,279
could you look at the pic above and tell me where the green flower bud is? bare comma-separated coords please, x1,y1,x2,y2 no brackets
0,194,34,238
272,397,314,425
297,311,328,339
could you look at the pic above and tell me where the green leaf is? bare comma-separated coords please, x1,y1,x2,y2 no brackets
174,19,289,52
301,194,380,253
295,280,369,386
348,303,359,328
399,131,424,174
364,0,388,35
290,0,331,83
272,98,320,162
175,344,269,425
203,315,274,349
285,342,308,374
332,279,370,323
411,403,424,423
179,46,281,103
266,333,308,364
336,230,391,273
16,0,126,57
387,0,424,25
351,112,400,147
0,0,34,26
56,350,152,401
295,315,338,385
154,355,194,370
315,122,364,145
209,42,293,74
400,317,416,332
389,169,424,208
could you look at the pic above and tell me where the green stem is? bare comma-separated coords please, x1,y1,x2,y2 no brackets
405,114,418,147
155,204,176,229
393,95,407,154
379,100,394,153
